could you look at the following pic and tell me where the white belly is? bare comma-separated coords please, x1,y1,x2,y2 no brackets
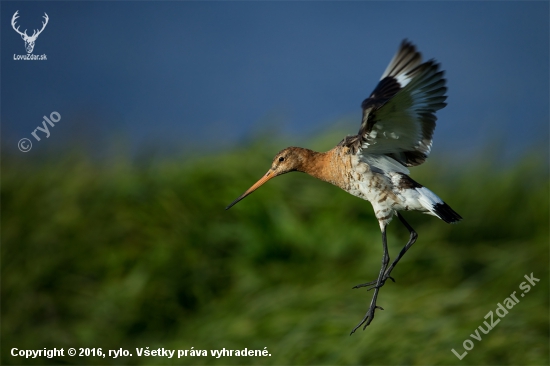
346,169,434,229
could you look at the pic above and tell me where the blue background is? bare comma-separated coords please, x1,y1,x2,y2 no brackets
2,1,548,159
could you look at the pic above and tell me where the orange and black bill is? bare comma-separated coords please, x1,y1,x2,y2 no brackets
226,170,274,210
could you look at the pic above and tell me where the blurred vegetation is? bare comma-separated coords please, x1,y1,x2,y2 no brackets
1,135,548,365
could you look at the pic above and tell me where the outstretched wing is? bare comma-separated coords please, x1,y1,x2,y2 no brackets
354,40,447,167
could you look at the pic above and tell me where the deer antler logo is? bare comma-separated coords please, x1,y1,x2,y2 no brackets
11,10,49,54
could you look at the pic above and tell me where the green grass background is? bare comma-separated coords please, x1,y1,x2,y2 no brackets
2,133,548,365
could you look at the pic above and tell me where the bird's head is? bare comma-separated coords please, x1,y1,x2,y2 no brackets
226,147,307,210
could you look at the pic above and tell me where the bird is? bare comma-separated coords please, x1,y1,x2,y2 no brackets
226,40,462,335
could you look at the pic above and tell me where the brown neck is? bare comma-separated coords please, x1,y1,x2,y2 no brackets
295,147,347,189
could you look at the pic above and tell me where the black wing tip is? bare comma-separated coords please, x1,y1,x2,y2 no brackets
413,59,444,76
433,202,462,224
399,39,417,51
360,76,401,110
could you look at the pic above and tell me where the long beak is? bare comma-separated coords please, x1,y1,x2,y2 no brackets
226,170,274,210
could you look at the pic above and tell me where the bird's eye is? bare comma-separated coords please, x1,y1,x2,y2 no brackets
279,156,285,162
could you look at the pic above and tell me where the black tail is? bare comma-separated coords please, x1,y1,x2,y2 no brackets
433,202,462,223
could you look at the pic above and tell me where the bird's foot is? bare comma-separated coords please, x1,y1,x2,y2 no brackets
350,304,384,335
352,274,395,290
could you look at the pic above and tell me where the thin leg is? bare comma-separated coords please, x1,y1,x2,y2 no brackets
350,226,389,335
384,213,418,280
353,213,417,289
